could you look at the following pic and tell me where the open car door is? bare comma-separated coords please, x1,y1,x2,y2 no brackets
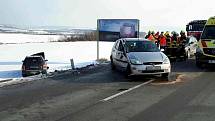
31,52,45,59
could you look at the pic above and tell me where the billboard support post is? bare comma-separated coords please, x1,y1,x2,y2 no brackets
97,20,100,60
97,35,99,60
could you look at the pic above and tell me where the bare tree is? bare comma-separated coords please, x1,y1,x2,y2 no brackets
58,31,97,42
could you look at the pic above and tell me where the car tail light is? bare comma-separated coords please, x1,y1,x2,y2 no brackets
43,64,48,69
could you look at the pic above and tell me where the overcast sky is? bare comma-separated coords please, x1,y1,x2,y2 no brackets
0,0,214,30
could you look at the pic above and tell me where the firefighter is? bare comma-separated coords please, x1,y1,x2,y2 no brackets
147,31,156,42
154,32,160,47
178,30,187,60
151,31,155,36
180,30,187,40
171,31,178,47
159,32,167,49
145,31,151,39
169,31,179,60
164,31,171,47
178,30,187,46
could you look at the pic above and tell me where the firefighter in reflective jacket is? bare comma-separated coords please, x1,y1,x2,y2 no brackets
154,32,160,47
164,31,171,47
178,30,187,46
159,32,166,49
145,31,151,39
171,31,178,47
148,31,156,42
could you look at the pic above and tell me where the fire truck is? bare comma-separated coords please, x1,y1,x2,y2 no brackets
186,20,207,40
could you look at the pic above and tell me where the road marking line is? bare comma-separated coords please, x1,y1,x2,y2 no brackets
101,80,154,102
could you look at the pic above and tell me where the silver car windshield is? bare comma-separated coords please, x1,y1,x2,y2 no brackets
125,41,160,52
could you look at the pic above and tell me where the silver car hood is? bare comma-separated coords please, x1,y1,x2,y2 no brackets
127,52,166,63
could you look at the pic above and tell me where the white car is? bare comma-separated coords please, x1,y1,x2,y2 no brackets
110,38,171,77
185,36,198,58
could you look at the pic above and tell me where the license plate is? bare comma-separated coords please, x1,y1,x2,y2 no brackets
30,66,39,69
209,60,215,63
146,66,161,71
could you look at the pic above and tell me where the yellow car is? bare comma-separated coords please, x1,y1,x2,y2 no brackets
196,16,215,67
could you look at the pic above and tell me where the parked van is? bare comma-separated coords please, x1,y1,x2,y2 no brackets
195,16,215,67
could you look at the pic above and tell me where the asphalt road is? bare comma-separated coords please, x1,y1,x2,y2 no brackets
0,59,215,121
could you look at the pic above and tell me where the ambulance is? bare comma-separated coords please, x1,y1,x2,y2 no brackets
196,16,215,67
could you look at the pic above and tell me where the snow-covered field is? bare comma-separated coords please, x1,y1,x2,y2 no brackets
0,33,114,80
0,33,64,43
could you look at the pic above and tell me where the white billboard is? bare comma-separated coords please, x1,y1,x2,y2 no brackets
98,19,139,41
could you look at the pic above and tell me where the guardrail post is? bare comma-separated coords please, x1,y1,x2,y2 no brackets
70,59,75,70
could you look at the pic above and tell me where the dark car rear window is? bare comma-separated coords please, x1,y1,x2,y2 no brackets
23,57,44,66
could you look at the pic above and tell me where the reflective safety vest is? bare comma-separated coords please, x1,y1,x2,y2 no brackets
170,36,178,47
148,34,155,41
160,36,166,46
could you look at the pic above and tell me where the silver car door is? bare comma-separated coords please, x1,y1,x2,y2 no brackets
117,41,128,69
112,40,121,67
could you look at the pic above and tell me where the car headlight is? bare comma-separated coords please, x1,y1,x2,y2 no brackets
163,57,170,64
130,58,142,65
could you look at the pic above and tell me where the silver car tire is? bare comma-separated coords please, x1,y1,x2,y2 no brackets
125,64,131,78
110,56,116,70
